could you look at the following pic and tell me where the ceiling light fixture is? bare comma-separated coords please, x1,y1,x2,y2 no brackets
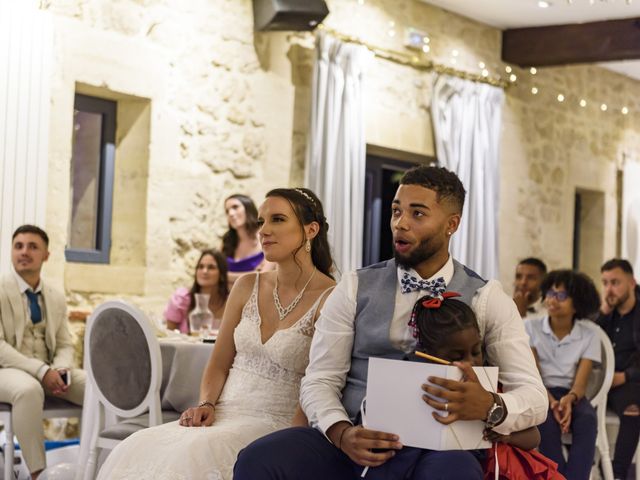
538,1,551,7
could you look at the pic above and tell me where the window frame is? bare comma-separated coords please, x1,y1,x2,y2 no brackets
64,93,116,264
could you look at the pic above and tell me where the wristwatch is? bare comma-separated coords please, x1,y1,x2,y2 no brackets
485,392,505,428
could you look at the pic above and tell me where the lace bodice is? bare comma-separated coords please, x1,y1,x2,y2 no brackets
215,274,326,424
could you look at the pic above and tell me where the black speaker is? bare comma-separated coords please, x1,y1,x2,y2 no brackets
253,0,329,31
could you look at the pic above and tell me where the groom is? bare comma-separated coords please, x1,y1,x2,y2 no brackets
234,166,547,479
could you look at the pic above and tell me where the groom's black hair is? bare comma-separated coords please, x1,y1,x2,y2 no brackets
400,166,466,214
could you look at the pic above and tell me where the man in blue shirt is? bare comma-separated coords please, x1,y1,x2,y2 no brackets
598,258,640,480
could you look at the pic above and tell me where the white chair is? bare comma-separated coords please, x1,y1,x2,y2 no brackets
561,322,615,480
83,300,177,480
0,398,82,480
605,406,640,480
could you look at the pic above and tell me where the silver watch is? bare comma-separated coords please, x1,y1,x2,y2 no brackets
485,392,505,428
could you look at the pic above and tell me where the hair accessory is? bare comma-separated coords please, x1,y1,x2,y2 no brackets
421,291,461,309
408,291,462,342
294,188,316,206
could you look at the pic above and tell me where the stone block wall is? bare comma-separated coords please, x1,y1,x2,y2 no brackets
39,0,640,314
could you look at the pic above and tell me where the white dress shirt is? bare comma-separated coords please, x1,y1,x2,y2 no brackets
301,255,547,436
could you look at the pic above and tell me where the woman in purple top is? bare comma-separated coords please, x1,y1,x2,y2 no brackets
164,249,230,333
222,194,273,284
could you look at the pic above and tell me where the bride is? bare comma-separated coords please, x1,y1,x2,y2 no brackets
98,188,336,480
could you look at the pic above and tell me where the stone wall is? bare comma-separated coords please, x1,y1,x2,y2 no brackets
40,0,640,314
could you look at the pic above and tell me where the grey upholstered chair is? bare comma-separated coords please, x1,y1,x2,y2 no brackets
83,300,178,480
561,322,615,480
0,397,82,480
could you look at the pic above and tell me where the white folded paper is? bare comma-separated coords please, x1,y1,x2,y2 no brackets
365,357,499,450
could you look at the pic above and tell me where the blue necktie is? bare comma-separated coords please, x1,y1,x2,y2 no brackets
25,290,42,324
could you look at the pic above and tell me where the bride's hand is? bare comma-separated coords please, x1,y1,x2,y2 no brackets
179,404,215,427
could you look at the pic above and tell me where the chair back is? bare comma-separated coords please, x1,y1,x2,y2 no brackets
582,321,615,408
84,300,162,419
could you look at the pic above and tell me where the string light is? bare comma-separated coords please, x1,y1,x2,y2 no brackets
481,69,489,77
531,87,539,95
579,99,587,107
452,49,459,57
509,73,517,82
601,103,608,111
530,67,537,75
478,61,485,69
557,94,565,102
387,21,396,37
505,66,512,73
422,45,430,53
622,106,629,115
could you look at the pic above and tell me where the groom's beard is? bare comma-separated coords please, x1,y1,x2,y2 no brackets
393,238,439,269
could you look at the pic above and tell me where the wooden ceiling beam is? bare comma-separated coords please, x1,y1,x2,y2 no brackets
502,17,640,67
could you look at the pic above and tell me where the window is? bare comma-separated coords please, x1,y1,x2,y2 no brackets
65,94,116,263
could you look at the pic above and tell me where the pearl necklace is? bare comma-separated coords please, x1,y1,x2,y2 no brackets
273,268,317,321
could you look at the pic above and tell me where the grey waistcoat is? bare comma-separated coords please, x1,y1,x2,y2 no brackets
342,258,487,422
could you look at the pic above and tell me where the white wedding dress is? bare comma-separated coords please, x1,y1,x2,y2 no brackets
98,275,327,480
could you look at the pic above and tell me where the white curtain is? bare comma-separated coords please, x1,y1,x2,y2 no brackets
305,31,372,275
431,75,504,280
622,158,640,281
0,0,52,275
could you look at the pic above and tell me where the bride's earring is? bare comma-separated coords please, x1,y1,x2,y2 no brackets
305,239,311,253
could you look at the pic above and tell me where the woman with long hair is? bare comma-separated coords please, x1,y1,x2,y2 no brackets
222,194,273,284
98,188,336,480
164,249,229,333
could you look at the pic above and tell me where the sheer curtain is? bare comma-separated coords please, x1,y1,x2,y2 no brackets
431,75,505,280
305,31,372,276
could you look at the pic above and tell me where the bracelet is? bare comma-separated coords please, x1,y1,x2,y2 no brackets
567,391,579,403
337,425,352,450
198,400,215,411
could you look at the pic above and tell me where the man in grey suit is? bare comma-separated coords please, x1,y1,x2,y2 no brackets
0,225,85,479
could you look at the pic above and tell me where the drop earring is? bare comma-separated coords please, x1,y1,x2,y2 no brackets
305,239,311,252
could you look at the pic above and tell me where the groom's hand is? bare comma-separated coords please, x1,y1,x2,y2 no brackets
421,361,494,425
327,422,402,467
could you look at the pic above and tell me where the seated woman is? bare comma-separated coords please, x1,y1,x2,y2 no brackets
222,194,273,285
525,270,601,480
164,249,229,334
97,188,336,480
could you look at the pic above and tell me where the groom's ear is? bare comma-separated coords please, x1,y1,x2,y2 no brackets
446,213,461,235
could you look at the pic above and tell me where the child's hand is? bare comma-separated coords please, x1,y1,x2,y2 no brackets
483,428,510,444
558,395,573,433
550,398,563,425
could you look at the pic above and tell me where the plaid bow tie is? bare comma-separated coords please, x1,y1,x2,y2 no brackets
400,271,446,296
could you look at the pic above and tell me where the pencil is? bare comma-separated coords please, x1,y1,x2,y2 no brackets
414,351,451,365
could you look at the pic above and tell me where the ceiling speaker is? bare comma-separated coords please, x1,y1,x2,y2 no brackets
253,0,329,31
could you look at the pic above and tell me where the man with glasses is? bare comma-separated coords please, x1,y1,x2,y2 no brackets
0,225,86,479
597,258,640,480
